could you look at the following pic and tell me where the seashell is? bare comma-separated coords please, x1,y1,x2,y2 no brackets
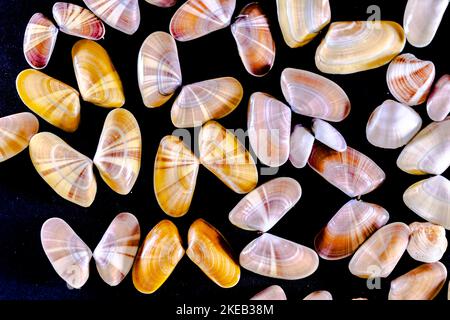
403,175,450,230
247,92,291,167
229,177,301,232
314,199,389,260
154,135,199,217
276,0,331,48
170,0,236,41
52,2,105,40
407,222,447,263
280,68,350,122
187,219,240,288
427,75,450,122
308,143,385,198
348,222,410,279
397,118,450,175
41,218,92,289
93,212,140,286
250,285,287,300
240,233,319,280
29,132,97,207
289,125,314,169
199,121,258,193
311,119,347,152
389,262,447,300
83,0,140,35
132,220,184,294
366,100,422,149
137,32,182,108
315,21,406,74
93,109,141,195
23,13,58,69
171,77,243,128
145,0,177,7
231,3,275,77
72,40,125,108
16,69,80,132
0,112,39,162
386,53,435,106
303,290,333,300
404,0,449,48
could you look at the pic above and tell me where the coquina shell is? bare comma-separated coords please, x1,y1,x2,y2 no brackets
311,119,347,152
407,222,447,263
303,290,333,300
145,0,177,7
289,124,314,169
427,75,450,122
250,285,287,300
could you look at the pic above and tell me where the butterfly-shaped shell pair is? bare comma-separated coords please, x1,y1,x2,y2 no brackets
41,213,140,288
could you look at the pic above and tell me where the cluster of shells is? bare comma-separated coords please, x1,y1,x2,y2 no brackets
1,0,450,300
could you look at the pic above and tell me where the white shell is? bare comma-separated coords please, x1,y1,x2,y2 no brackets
311,119,346,152
289,124,314,169
407,222,447,263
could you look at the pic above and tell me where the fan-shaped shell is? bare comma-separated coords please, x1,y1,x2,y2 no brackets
289,124,314,169
427,75,450,122
138,32,182,108
315,21,406,74
94,109,141,195
0,112,39,162
311,119,347,152
407,222,447,263
29,132,97,207
41,218,92,289
72,39,125,108
240,233,319,280
171,77,243,128
303,290,333,300
16,69,80,132
187,219,240,288
154,135,199,217
314,199,389,260
280,68,350,122
250,285,287,300
229,177,301,232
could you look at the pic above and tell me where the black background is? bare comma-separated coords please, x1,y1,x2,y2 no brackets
0,0,449,301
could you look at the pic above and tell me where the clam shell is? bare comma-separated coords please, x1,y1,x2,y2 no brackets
240,233,319,280
407,222,447,263
72,39,125,108
348,222,410,279
93,212,140,286
427,75,450,122
52,2,105,40
199,121,258,193
16,69,80,132
41,218,92,289
94,109,141,195
171,77,243,128
231,3,275,77
229,177,301,232
311,119,347,152
250,285,287,300
29,132,97,207
366,99,422,149
145,0,177,7
289,124,314,169
404,0,449,48
132,220,184,294
303,290,333,300
315,21,406,74
314,199,390,260
280,68,350,122
386,53,435,106
397,118,450,175
308,143,385,198
154,135,199,217
403,175,450,230
187,219,240,288
276,0,330,48
23,13,58,69
0,112,39,162
170,0,236,41
137,32,182,108
247,92,291,167
83,0,140,35
389,262,447,300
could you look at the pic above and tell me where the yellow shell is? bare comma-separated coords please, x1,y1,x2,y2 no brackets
29,132,97,207
154,135,199,217
16,69,80,132
72,40,125,108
